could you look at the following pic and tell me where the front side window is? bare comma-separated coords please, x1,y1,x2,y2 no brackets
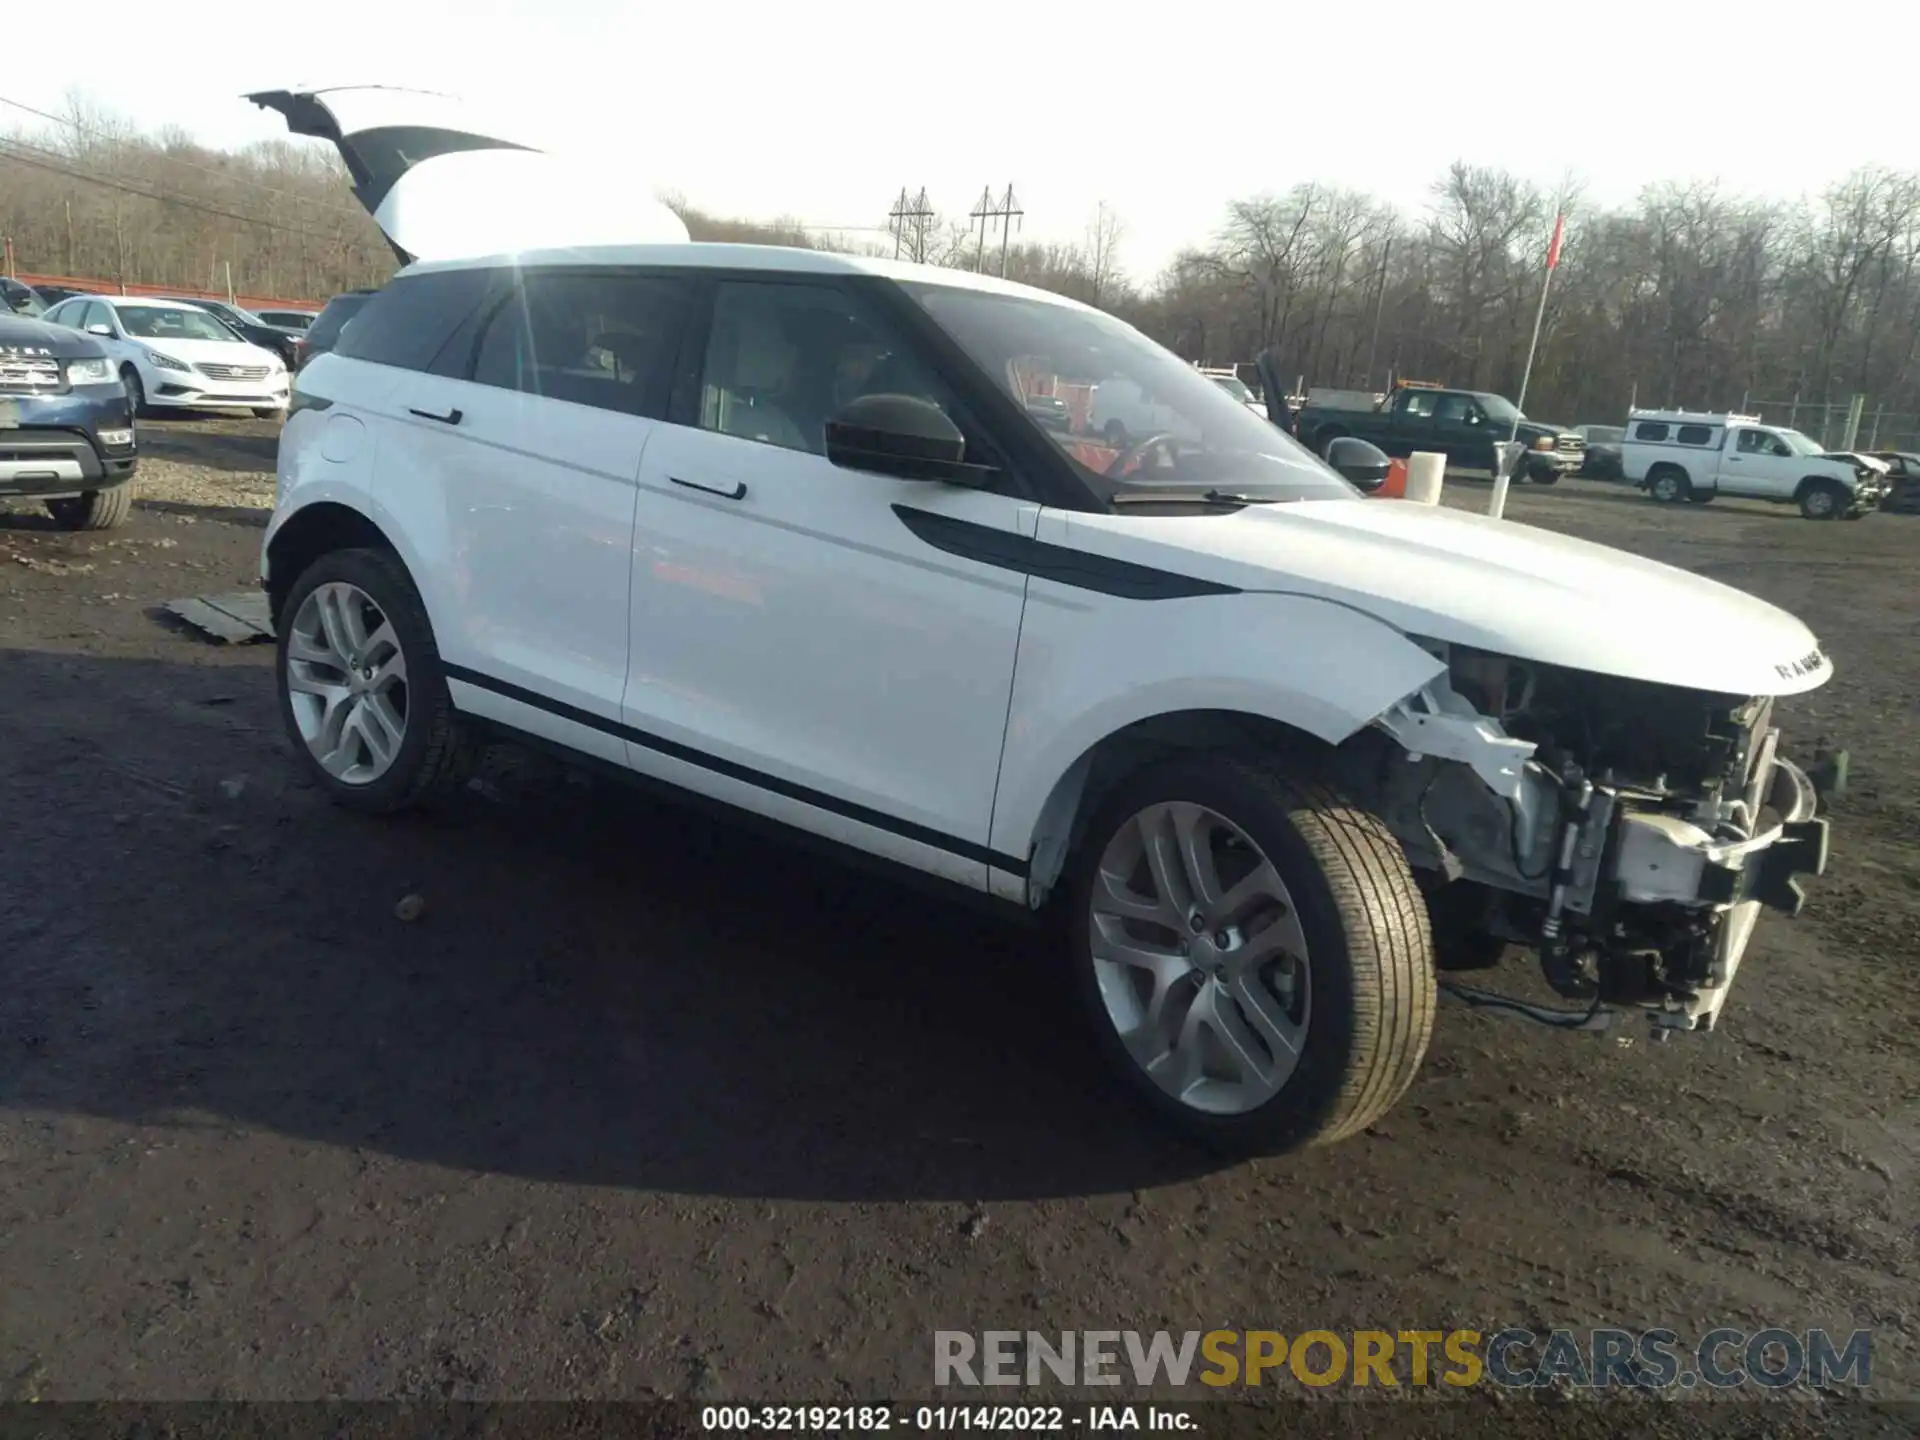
904,281,1351,506
1434,394,1480,426
470,270,686,416
698,280,955,456
1737,428,1793,458
117,307,236,343
80,302,113,334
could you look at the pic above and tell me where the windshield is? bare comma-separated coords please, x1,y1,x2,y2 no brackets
118,307,240,343
1586,426,1625,443
906,283,1354,505
1778,429,1826,456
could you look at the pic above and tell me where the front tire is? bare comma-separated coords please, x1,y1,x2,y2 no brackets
1799,481,1846,520
275,546,478,813
1068,753,1436,1155
120,365,146,418
46,483,135,531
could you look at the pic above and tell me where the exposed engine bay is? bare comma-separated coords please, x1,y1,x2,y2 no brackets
1346,640,1830,1035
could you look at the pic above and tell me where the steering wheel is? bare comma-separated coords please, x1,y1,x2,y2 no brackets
1109,431,1180,480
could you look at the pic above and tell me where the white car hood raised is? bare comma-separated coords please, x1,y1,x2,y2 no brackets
1063,499,1828,698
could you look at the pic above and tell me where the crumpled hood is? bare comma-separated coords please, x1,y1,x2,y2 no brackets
1062,499,1828,697
1823,451,1890,474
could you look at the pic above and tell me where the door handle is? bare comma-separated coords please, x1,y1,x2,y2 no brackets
408,405,463,425
671,475,748,501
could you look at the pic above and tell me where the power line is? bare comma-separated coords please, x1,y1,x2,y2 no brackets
0,91,362,217
0,135,368,246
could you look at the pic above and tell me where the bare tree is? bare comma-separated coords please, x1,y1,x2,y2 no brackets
1085,201,1125,306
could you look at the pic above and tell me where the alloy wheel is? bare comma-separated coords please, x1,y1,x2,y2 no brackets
1087,802,1310,1115
284,581,410,785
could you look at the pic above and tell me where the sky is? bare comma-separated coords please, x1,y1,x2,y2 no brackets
7,0,1915,281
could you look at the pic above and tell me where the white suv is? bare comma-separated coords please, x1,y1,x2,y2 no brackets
255,87,1835,1155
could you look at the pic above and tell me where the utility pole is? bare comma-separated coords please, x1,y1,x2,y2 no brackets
64,198,74,274
969,187,993,272
1362,231,1392,388
887,186,935,262
969,185,1023,275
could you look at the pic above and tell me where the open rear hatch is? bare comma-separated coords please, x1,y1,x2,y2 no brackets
245,85,690,264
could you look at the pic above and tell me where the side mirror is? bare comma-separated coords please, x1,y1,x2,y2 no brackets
824,394,995,486
1326,435,1391,492
86,323,113,337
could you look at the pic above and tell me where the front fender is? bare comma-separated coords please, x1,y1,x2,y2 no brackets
988,587,1447,873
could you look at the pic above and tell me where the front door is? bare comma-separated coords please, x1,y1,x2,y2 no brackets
1431,393,1494,467
1724,426,1800,499
624,277,1036,888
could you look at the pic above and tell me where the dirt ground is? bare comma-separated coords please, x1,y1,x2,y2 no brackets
1,422,1915,1426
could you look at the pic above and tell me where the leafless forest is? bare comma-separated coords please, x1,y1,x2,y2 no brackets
5,90,1919,436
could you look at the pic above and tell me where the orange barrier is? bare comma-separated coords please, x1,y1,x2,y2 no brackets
1372,456,1409,499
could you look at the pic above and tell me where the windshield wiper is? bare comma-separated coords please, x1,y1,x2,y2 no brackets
1110,490,1278,507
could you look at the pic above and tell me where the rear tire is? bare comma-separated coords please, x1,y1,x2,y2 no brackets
1068,751,1435,1155
274,546,479,814
46,483,135,531
1647,466,1689,503
1798,480,1846,520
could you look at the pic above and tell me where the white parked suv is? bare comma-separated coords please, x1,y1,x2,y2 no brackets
40,295,289,418
253,86,1836,1154
1620,408,1890,519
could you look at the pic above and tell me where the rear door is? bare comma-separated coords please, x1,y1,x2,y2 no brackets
246,86,690,263
336,265,690,763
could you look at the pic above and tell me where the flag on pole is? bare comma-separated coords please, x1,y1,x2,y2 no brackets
1546,213,1566,271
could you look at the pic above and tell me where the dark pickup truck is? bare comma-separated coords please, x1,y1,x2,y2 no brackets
1294,385,1585,484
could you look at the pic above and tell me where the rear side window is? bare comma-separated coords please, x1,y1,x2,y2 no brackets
307,294,374,350
1676,425,1712,445
467,270,688,418
1633,421,1670,441
334,271,492,372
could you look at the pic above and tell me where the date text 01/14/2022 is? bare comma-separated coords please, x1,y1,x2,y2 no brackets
699,1405,1196,1431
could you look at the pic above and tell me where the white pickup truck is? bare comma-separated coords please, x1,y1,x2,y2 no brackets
1621,409,1891,520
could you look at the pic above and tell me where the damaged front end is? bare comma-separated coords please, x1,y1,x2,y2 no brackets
1343,643,1830,1036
